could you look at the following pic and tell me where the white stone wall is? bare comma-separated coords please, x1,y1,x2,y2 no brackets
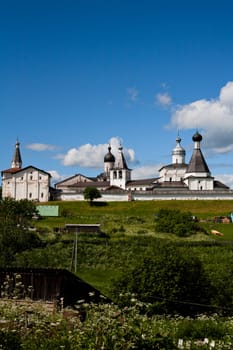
159,167,186,182
184,177,214,191
2,168,50,202
58,190,233,201
110,169,131,189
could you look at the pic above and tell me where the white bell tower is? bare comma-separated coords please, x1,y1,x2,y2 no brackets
110,146,131,189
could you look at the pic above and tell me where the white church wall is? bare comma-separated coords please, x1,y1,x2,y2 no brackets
185,177,214,191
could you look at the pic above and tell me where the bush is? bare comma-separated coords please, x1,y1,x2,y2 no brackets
155,209,205,237
176,317,227,340
111,244,213,316
0,330,21,349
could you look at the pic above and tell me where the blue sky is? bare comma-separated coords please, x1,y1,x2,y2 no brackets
2,0,233,187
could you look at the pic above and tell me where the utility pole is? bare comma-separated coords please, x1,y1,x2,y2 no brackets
74,230,78,273
70,229,78,273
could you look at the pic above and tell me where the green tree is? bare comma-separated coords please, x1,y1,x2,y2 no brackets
0,222,43,267
155,208,204,237
83,187,101,205
111,244,213,316
0,198,38,227
0,198,42,266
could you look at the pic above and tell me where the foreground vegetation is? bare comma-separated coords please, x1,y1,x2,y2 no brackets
1,198,233,347
0,298,233,349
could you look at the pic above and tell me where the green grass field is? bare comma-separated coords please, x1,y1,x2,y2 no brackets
36,200,233,240
31,199,233,295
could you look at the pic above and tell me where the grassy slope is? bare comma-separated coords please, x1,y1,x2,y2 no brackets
35,200,233,293
36,200,233,236
39,199,233,217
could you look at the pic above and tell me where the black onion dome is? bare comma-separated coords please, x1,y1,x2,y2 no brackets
176,135,181,143
104,146,115,162
192,131,202,142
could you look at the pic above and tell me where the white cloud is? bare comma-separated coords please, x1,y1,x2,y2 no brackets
127,87,139,102
155,92,172,107
132,164,160,180
61,137,137,168
26,143,58,151
47,170,70,186
47,170,63,181
170,81,233,153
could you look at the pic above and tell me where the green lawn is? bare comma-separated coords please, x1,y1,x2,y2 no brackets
35,200,233,241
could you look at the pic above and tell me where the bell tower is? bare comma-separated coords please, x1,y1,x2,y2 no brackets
11,139,22,169
110,145,131,189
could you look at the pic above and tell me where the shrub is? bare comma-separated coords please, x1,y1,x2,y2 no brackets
176,317,227,340
111,244,213,316
0,330,21,349
155,209,205,237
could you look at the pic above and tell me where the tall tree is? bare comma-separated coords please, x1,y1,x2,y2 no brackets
83,187,101,205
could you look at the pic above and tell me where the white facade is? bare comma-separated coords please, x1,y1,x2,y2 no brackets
110,168,131,189
158,165,187,183
158,135,187,183
172,135,186,164
54,133,233,201
2,166,51,202
109,146,131,189
184,176,214,191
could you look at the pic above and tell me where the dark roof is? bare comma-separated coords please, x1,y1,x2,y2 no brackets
127,178,159,186
104,146,115,162
12,140,22,168
154,181,188,189
186,149,210,173
214,180,229,189
159,163,188,171
55,174,97,186
104,185,128,193
0,268,111,307
114,147,129,170
1,165,51,177
70,181,110,188
192,131,202,142
1,167,21,174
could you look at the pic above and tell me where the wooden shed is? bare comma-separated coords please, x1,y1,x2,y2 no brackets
0,268,110,307
65,224,101,234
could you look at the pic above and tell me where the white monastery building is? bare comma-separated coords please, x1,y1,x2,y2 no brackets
1,131,233,202
1,140,51,202
55,131,233,201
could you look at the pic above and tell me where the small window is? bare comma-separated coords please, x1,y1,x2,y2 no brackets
29,193,32,198
30,176,33,180
41,192,44,198
113,171,117,179
119,170,122,179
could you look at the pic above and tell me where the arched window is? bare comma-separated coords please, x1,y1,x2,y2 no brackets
119,170,122,179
